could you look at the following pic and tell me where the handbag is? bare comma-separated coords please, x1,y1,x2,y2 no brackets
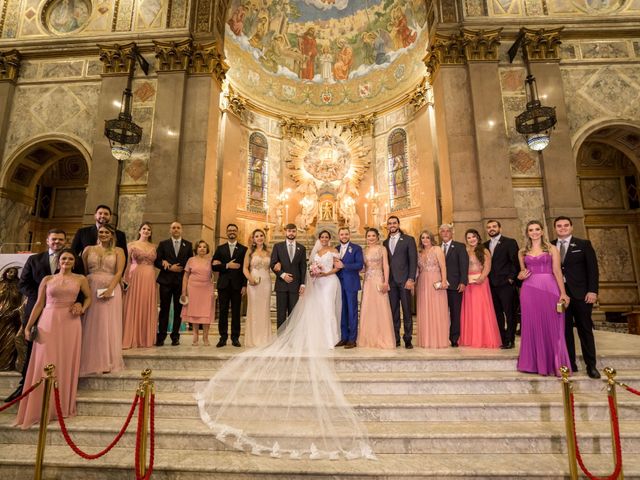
29,323,39,342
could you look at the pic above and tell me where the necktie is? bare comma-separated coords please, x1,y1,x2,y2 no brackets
49,253,58,274
340,244,347,259
443,242,449,256
490,239,496,255
174,240,180,256
288,242,295,262
229,243,235,258
390,236,397,255
560,240,567,263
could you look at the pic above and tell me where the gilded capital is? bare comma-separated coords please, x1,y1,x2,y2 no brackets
461,28,502,61
190,42,228,84
0,50,21,82
409,78,433,110
98,42,137,74
347,114,375,137
221,84,246,118
280,118,309,139
521,27,563,61
154,39,193,72
423,32,465,76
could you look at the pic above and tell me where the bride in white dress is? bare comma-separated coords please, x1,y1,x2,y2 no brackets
196,230,374,460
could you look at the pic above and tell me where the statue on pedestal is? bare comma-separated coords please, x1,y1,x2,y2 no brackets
295,181,318,231
337,180,360,232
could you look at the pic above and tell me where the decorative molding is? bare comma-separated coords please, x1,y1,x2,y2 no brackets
280,118,309,139
0,49,21,82
461,28,502,61
190,41,228,84
522,27,563,61
409,77,433,111
511,177,544,188
97,42,137,74
347,114,375,137
195,0,213,33
118,184,147,195
423,32,465,76
154,38,193,72
222,84,245,118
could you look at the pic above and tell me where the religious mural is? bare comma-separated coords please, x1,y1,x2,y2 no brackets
247,132,269,213
44,0,92,34
387,128,409,211
224,0,429,115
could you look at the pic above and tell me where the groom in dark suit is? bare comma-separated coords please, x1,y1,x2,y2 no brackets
5,228,84,402
154,222,193,346
270,223,307,330
552,216,600,379
439,223,469,347
212,223,247,347
335,227,364,348
484,220,520,349
383,216,417,349
71,204,127,261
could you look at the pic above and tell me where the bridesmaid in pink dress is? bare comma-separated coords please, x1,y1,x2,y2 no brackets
16,249,91,428
460,229,502,348
243,229,273,348
80,224,126,375
358,228,396,349
122,222,158,349
416,230,450,348
181,240,215,346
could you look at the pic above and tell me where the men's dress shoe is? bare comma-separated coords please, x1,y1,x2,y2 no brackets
335,340,347,347
171,339,180,346
232,340,241,347
396,341,401,347
500,342,515,350
216,339,227,348
344,342,356,349
451,342,459,348
155,340,164,347
571,364,579,372
405,342,413,350
587,366,601,379
4,388,22,403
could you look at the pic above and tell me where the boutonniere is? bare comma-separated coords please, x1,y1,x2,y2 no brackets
348,246,352,253
570,243,577,247
450,244,455,249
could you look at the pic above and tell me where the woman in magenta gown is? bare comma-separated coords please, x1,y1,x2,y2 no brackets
517,220,572,377
459,229,502,349
16,249,91,428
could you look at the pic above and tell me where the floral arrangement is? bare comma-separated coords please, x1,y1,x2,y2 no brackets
309,261,323,278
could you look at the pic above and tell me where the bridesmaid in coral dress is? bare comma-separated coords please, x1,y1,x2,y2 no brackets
80,224,126,375
122,222,157,349
181,240,215,346
358,228,396,349
460,229,502,349
416,230,450,348
243,229,273,348
517,220,572,377
16,249,91,428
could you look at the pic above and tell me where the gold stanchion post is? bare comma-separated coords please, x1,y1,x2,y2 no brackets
137,368,153,477
560,366,579,480
604,367,624,480
34,364,56,480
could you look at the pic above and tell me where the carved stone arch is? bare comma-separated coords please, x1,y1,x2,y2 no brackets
572,118,640,173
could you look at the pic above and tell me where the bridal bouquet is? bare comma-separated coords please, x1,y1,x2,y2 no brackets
309,261,323,278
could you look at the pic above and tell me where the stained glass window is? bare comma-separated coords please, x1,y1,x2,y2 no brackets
247,132,268,213
388,128,410,211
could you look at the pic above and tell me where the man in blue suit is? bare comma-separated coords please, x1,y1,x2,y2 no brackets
335,227,364,349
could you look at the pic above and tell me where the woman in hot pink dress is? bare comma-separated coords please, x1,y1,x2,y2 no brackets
122,222,157,349
16,249,91,428
416,230,450,348
460,229,502,349
80,224,126,375
358,228,396,349
243,229,273,348
181,240,215,346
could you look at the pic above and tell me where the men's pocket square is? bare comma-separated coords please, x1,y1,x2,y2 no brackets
572,249,582,253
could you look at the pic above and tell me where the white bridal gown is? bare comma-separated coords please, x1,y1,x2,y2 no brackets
196,249,375,460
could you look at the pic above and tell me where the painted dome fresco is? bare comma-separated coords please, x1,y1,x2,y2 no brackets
224,0,429,117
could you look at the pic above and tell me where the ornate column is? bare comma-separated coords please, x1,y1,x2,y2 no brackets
425,32,481,235
0,49,20,167
83,43,137,224
463,28,520,235
522,28,585,233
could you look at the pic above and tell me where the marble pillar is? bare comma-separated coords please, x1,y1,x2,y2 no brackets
217,110,244,241
413,103,440,233
0,82,15,169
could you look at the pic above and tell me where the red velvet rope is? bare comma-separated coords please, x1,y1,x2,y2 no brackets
570,391,623,480
54,384,139,460
0,379,43,412
620,383,640,397
134,393,155,480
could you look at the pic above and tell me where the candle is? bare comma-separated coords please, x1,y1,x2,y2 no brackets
364,203,368,226
285,204,289,224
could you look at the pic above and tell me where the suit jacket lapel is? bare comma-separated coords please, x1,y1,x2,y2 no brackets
40,252,52,275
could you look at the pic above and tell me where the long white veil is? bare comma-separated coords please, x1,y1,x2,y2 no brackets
195,240,375,460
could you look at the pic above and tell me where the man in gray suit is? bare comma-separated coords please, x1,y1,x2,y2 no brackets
270,224,307,330
383,216,417,349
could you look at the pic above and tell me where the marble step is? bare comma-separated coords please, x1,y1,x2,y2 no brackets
3,389,632,422
66,369,640,395
3,414,640,455
1,445,638,479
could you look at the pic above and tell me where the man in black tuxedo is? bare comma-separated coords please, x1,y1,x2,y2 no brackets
439,223,469,347
383,216,417,349
484,220,520,349
154,222,193,346
212,223,248,347
553,216,600,379
5,229,84,402
270,223,307,331
71,204,127,260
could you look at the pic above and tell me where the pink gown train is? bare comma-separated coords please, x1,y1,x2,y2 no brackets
416,248,450,348
358,247,395,349
122,246,157,349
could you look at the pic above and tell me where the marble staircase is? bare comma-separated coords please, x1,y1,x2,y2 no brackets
2,330,640,478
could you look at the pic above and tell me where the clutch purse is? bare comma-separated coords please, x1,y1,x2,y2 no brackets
556,302,566,313
468,273,481,284
433,281,442,290
179,295,189,306
254,277,261,285
29,324,38,342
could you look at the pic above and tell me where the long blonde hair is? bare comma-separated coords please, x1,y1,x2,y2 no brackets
418,229,436,252
248,229,269,262
98,223,117,251
522,220,552,255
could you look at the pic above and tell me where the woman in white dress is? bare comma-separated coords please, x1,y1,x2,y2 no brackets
196,230,374,460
